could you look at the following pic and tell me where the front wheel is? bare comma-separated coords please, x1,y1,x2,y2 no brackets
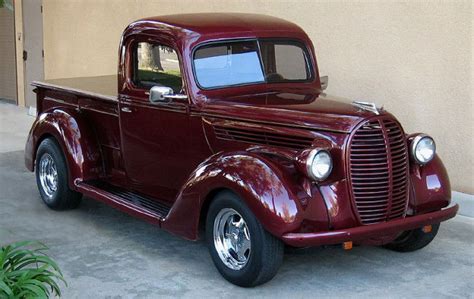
206,191,284,287
383,223,440,252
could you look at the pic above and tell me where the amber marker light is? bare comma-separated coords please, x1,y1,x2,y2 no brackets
343,241,353,250
422,225,433,233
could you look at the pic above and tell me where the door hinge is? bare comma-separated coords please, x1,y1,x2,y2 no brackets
23,50,28,61
40,5,43,13
42,50,44,58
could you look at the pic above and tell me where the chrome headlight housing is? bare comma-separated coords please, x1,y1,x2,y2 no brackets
410,134,436,165
306,149,333,181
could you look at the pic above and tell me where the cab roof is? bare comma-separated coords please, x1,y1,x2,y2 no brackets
130,13,305,40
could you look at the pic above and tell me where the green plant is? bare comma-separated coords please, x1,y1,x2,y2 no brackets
0,241,66,298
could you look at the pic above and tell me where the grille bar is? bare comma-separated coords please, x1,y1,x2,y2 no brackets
348,118,409,225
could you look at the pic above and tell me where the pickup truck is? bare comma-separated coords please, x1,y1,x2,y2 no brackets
25,13,458,287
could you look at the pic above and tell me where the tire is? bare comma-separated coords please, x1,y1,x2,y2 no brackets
206,191,284,287
35,138,82,210
383,223,440,252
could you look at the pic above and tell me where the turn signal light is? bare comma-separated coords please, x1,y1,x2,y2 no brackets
343,241,353,250
422,225,432,233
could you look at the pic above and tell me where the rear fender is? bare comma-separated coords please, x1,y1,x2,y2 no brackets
25,109,102,188
162,151,329,240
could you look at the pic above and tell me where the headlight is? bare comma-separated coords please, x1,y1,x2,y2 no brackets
306,149,333,181
411,134,436,165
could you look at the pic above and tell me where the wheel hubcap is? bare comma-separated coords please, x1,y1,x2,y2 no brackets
39,153,58,199
213,208,251,270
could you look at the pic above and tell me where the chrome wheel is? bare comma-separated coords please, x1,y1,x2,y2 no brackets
39,153,58,199
213,208,251,270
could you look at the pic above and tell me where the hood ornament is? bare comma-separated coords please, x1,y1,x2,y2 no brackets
352,101,383,115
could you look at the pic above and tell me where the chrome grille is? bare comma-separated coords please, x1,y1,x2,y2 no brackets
349,118,409,224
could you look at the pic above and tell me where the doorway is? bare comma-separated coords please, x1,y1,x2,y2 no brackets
0,5,17,104
22,0,44,108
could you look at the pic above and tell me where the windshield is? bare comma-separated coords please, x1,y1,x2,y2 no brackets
193,39,312,89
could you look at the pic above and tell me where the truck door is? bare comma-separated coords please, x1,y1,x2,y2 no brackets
119,41,191,202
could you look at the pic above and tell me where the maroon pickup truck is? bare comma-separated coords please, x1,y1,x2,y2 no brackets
25,13,457,286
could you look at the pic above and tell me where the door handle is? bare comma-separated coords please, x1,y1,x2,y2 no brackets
121,107,132,113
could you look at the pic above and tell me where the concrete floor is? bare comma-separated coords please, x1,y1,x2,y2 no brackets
1,101,473,298
0,102,34,153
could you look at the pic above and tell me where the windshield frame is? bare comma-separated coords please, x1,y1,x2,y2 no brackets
191,38,315,90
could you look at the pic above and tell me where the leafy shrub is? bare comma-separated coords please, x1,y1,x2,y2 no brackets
0,241,66,298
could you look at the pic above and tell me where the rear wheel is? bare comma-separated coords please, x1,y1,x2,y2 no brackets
206,191,284,287
35,138,82,210
383,223,440,252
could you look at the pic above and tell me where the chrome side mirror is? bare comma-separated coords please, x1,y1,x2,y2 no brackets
320,76,328,91
149,86,188,103
149,86,174,103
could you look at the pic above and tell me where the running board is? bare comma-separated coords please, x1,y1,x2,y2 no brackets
76,180,172,225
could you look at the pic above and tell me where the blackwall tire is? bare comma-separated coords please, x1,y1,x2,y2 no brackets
35,138,82,210
383,223,440,252
206,191,284,287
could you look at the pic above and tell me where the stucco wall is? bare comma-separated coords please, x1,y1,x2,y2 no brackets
42,0,473,194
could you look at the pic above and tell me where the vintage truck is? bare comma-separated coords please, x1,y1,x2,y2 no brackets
25,13,458,286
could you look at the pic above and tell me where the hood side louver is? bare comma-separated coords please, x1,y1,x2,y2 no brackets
213,124,313,150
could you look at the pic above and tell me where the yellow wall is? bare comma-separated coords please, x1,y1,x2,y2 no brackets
42,0,473,194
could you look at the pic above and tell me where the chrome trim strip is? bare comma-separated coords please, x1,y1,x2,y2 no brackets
80,106,118,117
43,96,78,107
125,102,187,113
121,97,188,114
196,113,350,133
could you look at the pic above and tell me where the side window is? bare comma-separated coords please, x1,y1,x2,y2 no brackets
134,42,183,93
273,44,308,80
259,41,310,82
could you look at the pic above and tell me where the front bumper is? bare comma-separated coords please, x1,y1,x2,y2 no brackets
282,203,458,247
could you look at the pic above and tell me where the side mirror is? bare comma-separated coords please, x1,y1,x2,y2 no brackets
149,86,174,103
149,86,188,103
320,76,329,91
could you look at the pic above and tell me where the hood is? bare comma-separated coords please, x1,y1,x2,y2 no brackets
200,90,386,133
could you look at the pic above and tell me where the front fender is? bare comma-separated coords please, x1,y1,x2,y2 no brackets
162,151,329,240
25,109,102,188
409,154,451,214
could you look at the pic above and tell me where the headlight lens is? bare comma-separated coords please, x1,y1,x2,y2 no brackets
307,149,333,181
411,135,436,165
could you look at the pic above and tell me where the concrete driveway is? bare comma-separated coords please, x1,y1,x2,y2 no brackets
1,101,473,298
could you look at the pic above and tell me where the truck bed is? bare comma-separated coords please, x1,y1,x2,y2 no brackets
32,74,122,181
32,75,117,102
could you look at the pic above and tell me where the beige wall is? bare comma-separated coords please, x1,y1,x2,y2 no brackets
14,0,25,107
0,7,17,102
42,0,473,194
